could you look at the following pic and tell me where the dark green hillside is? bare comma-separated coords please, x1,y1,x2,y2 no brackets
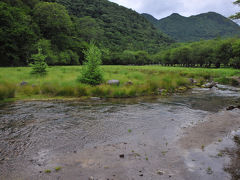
54,0,173,52
142,12,240,42
0,0,173,66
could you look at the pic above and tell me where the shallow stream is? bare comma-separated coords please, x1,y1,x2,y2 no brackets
0,85,240,179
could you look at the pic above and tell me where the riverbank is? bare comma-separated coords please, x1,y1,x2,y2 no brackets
0,66,239,101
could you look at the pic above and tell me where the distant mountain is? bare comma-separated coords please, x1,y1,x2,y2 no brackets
142,12,240,42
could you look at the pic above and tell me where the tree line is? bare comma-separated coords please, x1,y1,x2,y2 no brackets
102,38,240,68
153,38,240,68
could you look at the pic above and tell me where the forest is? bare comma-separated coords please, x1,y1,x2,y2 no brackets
0,0,172,67
1,0,240,69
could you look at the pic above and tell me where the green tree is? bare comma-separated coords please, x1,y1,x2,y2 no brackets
0,1,37,66
30,47,48,75
34,39,57,65
230,0,240,19
33,2,72,40
215,40,233,67
230,39,240,68
79,43,103,85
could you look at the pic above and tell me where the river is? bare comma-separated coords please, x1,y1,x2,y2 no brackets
0,85,240,180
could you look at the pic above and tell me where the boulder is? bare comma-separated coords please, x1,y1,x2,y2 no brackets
107,80,120,86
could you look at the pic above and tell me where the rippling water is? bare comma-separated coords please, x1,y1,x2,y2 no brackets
0,85,239,179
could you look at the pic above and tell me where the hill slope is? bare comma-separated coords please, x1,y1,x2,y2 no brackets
0,0,173,66
54,0,173,52
142,12,240,42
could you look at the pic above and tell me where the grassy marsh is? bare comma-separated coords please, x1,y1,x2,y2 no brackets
0,66,239,101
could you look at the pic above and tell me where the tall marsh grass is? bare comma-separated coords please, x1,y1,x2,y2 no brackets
0,82,16,100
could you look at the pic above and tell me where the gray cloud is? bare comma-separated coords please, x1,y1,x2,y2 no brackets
109,0,239,19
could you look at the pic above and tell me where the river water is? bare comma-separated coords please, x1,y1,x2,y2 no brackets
0,85,240,180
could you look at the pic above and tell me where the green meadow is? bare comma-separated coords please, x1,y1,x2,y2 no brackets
0,66,239,101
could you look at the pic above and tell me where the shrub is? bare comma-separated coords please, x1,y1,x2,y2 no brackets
30,47,48,75
79,43,103,85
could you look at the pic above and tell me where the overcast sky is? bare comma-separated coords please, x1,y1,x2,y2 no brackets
109,0,239,19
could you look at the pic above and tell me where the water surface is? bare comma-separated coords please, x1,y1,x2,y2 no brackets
0,85,240,179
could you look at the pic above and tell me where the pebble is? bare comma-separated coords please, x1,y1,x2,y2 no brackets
156,170,165,175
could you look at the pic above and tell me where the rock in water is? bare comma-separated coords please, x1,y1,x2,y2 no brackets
107,80,120,86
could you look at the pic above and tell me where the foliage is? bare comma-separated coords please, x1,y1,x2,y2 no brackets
143,12,240,42
54,0,173,52
34,39,57,65
0,1,37,66
30,47,48,75
79,43,103,85
33,2,72,40
73,16,103,43
153,38,240,69
230,0,240,20
1,0,240,68
230,39,240,68
0,0,173,66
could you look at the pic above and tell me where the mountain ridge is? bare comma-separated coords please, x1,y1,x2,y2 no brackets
142,12,240,42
